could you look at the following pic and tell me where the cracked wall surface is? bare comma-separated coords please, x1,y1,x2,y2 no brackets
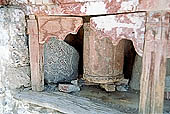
0,7,30,90
0,0,169,16
0,7,33,114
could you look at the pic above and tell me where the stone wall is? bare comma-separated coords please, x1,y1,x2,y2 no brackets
130,55,170,91
0,7,30,90
0,7,33,113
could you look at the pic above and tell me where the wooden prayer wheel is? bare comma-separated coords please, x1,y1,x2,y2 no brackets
83,23,125,84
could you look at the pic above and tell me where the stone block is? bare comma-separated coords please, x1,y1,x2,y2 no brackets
130,55,170,92
44,38,79,83
71,79,78,86
129,55,142,90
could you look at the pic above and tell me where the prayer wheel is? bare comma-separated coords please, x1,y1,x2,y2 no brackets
83,23,124,84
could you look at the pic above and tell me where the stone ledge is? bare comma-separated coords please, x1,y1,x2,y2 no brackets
14,91,123,114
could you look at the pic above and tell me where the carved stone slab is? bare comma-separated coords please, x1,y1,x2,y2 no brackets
44,38,79,83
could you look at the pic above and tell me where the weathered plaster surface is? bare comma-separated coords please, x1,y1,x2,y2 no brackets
0,0,169,113
90,12,146,56
80,2,107,15
0,0,169,16
0,8,29,67
0,0,6,5
38,16,83,44
146,11,170,58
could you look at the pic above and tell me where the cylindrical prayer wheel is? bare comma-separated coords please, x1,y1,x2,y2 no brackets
83,23,124,84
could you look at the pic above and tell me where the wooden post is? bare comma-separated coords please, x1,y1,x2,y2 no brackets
139,11,169,114
27,15,44,91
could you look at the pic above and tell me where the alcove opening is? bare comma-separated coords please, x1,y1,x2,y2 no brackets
42,20,140,114
43,26,84,90
64,26,84,77
123,40,136,81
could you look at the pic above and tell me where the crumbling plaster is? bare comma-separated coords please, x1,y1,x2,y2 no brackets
0,0,169,113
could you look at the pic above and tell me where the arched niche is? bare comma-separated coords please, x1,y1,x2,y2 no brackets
27,15,83,91
37,16,83,44
83,12,146,84
43,26,84,86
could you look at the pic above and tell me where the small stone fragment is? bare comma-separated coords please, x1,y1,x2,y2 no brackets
0,87,5,95
165,92,170,100
45,84,57,91
115,79,129,92
115,79,129,86
71,80,78,86
58,84,80,93
116,85,129,92
100,84,116,92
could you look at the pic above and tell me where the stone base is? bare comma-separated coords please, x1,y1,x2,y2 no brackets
100,84,116,92
83,74,124,84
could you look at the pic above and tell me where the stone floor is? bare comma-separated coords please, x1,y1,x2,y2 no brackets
72,85,170,114
15,85,170,114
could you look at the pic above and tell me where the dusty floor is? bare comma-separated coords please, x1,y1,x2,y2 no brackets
71,85,170,114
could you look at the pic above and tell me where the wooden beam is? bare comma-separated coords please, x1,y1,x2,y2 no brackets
28,15,44,91
139,11,169,114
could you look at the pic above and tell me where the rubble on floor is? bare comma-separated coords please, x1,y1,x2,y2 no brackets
99,78,129,92
58,84,80,93
100,84,116,92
